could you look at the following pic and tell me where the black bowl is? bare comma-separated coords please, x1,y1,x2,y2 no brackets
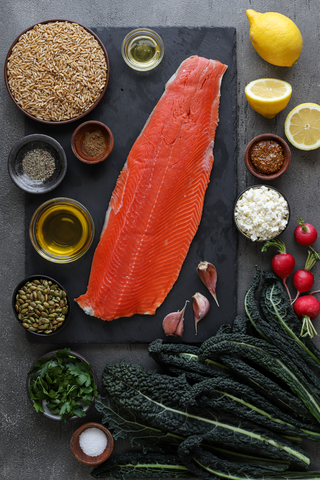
234,184,290,242
12,275,71,337
26,350,98,421
8,134,67,194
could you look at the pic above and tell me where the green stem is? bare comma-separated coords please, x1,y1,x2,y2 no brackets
305,250,318,271
261,239,286,254
300,315,318,338
298,217,308,233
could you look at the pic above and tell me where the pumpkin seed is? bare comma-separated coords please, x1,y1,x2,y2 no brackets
15,278,68,334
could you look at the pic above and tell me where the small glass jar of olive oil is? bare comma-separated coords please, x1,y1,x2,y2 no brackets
29,198,95,263
121,28,164,71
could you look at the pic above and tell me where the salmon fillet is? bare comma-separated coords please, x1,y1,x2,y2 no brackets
75,55,227,321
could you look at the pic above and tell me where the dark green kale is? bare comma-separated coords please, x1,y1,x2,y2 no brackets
219,354,314,423
179,376,320,441
100,361,310,469
261,271,320,377
198,332,320,424
148,339,229,383
178,435,320,480
91,452,196,479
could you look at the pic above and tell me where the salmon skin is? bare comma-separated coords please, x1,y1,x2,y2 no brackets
75,56,227,321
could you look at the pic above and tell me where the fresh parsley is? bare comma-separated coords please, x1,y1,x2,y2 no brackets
28,348,98,421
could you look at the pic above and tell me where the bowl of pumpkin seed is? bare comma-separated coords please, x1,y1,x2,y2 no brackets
12,275,71,336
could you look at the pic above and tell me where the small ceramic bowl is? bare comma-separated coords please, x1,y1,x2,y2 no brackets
5,20,110,125
244,134,291,180
8,134,67,194
12,274,71,337
234,184,290,242
121,28,164,71
26,350,98,421
29,197,95,263
71,121,114,164
71,423,114,465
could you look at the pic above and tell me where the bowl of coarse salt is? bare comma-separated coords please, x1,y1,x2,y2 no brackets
71,422,114,465
234,185,290,242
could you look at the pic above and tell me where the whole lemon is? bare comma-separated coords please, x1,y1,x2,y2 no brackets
246,9,303,67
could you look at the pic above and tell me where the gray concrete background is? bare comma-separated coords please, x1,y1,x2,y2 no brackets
1,0,320,478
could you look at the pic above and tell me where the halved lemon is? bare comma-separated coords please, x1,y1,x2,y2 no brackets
245,78,292,119
285,103,320,150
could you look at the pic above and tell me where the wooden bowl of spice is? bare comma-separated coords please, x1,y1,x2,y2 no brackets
71,120,114,164
8,134,67,194
71,422,114,465
244,133,291,181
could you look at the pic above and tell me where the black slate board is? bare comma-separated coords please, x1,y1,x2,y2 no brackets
24,26,237,344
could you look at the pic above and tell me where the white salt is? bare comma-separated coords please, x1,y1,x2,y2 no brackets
79,427,108,457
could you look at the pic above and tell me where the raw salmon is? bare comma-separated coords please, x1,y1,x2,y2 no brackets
75,56,227,321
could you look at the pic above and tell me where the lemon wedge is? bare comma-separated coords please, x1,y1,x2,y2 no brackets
245,78,292,119
285,103,320,150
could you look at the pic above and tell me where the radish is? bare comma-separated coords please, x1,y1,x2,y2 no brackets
294,217,318,247
292,250,318,303
261,239,295,301
293,294,320,338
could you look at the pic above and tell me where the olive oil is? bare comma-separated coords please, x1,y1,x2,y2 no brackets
128,37,159,64
121,29,164,71
35,202,91,259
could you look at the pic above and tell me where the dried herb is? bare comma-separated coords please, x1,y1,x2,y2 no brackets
22,148,55,181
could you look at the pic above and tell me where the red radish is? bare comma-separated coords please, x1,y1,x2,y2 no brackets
294,217,318,246
261,239,295,301
293,295,320,338
292,250,318,303
293,270,314,300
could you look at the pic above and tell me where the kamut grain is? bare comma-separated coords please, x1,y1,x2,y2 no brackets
7,22,107,122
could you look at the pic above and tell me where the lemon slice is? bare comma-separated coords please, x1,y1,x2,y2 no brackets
285,103,320,150
245,78,292,119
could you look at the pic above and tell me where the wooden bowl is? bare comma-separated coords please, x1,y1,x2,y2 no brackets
71,423,114,465
71,121,114,164
244,134,291,180
4,20,110,125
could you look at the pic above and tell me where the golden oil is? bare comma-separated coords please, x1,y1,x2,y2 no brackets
34,201,93,260
121,29,164,71
128,36,159,64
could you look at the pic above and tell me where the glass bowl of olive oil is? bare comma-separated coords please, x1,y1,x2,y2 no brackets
29,198,95,263
121,28,164,71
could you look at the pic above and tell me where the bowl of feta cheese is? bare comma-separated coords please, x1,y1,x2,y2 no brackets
234,185,290,242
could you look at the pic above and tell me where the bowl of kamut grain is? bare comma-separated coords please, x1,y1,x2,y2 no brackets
4,20,110,125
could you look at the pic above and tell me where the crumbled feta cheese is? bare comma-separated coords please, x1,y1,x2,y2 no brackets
234,186,289,241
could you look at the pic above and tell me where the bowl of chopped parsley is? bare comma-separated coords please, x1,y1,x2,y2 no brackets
8,133,67,194
26,348,98,421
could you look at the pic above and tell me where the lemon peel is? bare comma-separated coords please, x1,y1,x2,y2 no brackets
245,78,292,119
246,9,303,67
285,103,320,151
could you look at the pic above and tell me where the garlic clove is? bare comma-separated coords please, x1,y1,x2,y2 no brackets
197,261,219,306
162,301,188,337
192,292,210,335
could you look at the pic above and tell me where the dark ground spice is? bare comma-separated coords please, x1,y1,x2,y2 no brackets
250,140,284,175
22,149,55,181
83,130,106,157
